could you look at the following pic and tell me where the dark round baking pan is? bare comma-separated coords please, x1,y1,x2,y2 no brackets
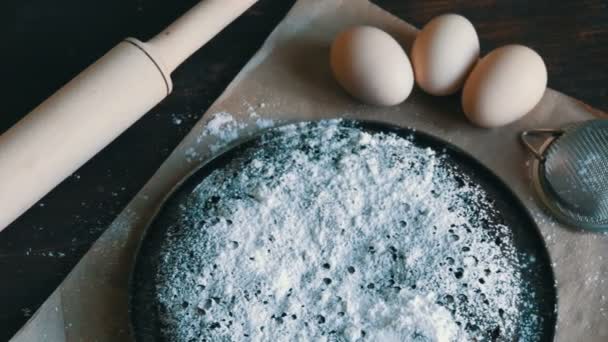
129,120,557,341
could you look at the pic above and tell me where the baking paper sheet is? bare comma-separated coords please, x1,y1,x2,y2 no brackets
12,0,607,340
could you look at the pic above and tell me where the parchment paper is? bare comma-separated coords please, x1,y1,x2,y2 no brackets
12,0,608,341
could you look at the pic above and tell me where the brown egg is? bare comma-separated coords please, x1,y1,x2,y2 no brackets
411,14,480,96
462,45,547,127
330,26,414,106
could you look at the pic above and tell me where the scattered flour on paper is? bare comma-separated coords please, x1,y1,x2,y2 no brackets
158,120,543,341
195,112,247,150
186,111,276,163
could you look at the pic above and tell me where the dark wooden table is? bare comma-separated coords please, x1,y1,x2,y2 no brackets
0,0,606,340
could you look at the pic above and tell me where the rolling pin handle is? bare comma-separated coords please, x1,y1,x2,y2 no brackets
147,0,258,73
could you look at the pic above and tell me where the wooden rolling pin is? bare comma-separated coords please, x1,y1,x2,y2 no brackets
0,0,258,232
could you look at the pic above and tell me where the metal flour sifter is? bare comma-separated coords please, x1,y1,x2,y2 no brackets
521,119,608,231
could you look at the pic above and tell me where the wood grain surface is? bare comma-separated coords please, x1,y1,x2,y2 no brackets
0,0,606,339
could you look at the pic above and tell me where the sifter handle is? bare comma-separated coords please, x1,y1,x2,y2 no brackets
520,129,564,160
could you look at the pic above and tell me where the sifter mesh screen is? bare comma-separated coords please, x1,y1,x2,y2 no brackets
537,120,608,230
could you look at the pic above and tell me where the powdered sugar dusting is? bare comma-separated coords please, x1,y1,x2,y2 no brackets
157,120,544,341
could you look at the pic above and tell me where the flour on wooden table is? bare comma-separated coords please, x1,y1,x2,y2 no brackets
157,120,542,341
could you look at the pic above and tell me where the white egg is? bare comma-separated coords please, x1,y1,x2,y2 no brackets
411,14,480,96
330,26,414,106
462,45,547,127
